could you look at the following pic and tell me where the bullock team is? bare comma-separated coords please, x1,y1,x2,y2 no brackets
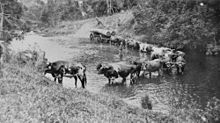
95,37,186,85
44,35,186,88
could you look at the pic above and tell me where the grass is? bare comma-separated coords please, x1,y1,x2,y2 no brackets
41,18,95,37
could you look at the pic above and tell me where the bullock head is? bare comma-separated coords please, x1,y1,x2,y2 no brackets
176,62,186,75
164,61,172,69
44,62,52,75
170,63,178,75
45,62,52,69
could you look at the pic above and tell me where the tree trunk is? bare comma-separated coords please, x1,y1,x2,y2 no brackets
107,0,112,15
0,4,4,40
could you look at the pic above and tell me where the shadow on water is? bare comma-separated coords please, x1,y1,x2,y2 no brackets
76,38,220,112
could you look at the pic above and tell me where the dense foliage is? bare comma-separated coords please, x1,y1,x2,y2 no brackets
24,0,139,27
0,0,30,41
133,0,219,49
0,0,23,30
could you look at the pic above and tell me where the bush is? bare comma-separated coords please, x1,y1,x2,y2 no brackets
133,0,218,49
141,95,152,110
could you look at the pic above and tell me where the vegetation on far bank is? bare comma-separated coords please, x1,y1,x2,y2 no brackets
132,0,220,50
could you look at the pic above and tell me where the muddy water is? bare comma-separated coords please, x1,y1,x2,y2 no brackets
68,38,220,113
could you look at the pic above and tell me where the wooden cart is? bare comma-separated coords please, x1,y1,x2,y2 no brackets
90,28,115,43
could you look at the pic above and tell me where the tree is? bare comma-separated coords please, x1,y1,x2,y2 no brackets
0,0,27,41
133,0,217,49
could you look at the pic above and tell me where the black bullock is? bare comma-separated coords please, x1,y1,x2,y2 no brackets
97,61,141,85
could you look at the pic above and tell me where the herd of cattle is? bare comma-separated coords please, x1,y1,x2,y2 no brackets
44,30,186,88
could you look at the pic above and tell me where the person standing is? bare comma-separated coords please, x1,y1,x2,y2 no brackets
119,42,124,61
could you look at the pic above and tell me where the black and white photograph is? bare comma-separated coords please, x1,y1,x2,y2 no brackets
0,0,220,122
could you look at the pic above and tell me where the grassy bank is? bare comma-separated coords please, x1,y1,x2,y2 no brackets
0,58,181,123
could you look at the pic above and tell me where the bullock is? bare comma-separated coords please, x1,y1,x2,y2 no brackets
150,46,174,60
110,35,126,46
97,61,141,85
139,43,154,54
126,39,140,51
44,60,87,88
142,59,164,78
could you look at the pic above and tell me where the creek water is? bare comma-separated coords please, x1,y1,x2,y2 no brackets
72,38,220,113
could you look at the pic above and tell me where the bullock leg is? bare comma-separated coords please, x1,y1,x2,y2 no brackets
158,70,160,76
80,76,86,89
83,74,87,86
122,77,126,84
77,75,86,88
52,73,57,82
108,78,111,85
58,76,63,84
130,73,135,85
81,79,85,88
181,66,185,74
136,70,141,77
58,73,64,84
74,76,78,88
149,72,152,79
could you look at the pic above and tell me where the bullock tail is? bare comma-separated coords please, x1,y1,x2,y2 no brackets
83,65,87,87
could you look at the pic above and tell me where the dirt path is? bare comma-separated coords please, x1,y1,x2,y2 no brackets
10,19,95,59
